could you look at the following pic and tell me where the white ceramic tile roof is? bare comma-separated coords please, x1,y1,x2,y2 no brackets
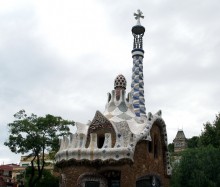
55,89,171,175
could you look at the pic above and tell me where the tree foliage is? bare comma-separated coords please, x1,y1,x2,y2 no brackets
4,110,74,187
200,113,220,148
25,167,59,187
187,136,199,148
168,143,174,153
171,113,220,187
171,146,220,187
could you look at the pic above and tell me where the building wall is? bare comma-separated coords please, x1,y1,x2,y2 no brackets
57,124,170,187
173,130,187,153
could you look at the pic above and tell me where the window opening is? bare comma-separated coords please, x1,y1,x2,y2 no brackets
97,136,105,148
154,135,158,159
136,178,151,187
110,179,120,187
148,141,152,153
136,176,161,187
102,170,121,187
85,181,100,187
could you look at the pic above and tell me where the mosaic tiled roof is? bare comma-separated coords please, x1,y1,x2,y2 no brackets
55,82,171,176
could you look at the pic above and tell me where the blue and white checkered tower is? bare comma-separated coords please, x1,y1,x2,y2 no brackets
131,10,146,118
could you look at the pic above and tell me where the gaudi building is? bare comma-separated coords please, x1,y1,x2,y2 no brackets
55,10,172,187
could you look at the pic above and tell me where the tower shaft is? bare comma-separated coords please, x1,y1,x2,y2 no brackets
131,51,146,117
131,10,146,118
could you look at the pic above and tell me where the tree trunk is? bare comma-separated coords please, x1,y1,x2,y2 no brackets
32,147,46,186
28,155,36,187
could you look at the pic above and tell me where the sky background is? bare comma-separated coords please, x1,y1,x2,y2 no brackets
0,0,219,164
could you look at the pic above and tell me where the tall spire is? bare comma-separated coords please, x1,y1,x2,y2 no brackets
131,10,146,118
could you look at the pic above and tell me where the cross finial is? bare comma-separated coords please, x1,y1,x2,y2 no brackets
134,9,144,25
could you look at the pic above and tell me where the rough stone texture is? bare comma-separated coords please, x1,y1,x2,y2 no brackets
57,124,170,187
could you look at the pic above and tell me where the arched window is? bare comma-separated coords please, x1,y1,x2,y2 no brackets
77,172,108,187
97,135,105,148
136,177,151,187
136,175,161,187
154,135,158,159
85,181,100,187
148,141,152,153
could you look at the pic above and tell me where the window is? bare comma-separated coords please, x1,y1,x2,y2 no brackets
102,170,120,187
22,164,29,167
85,181,100,187
154,135,158,159
110,180,120,187
136,178,151,187
9,171,12,177
136,176,161,187
148,141,152,153
97,136,105,148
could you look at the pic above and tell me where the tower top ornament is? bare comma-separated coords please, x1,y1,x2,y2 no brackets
134,9,144,25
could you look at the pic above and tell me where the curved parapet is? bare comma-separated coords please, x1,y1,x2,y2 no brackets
55,82,171,175
55,132,135,163
55,111,171,176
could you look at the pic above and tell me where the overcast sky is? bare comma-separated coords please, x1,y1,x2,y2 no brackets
0,0,220,164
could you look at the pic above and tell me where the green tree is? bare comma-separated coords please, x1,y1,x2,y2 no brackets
168,143,174,153
200,113,220,148
187,136,199,148
4,110,74,187
25,167,59,187
171,113,220,187
171,146,220,187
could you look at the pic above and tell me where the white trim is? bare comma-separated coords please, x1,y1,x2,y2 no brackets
132,51,144,57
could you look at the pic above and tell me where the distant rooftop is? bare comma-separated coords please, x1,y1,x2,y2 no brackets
174,129,186,141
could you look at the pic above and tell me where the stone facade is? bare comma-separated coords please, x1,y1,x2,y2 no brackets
173,130,187,153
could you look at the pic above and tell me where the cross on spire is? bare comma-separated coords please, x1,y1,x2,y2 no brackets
134,9,144,25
